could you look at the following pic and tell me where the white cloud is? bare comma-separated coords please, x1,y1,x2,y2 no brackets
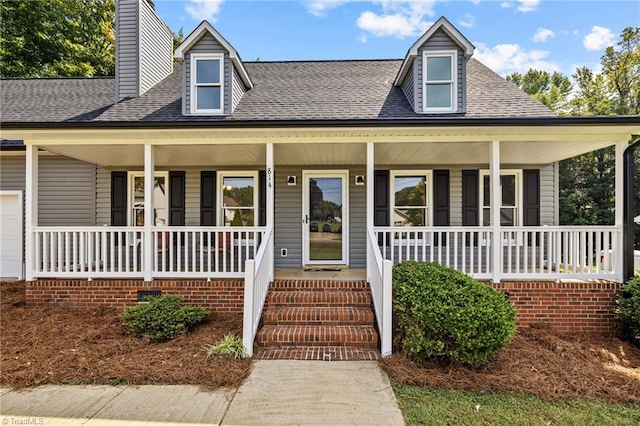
358,33,368,43
474,42,559,76
500,2,512,8
185,0,224,22
583,26,615,51
459,13,475,28
470,0,482,4
533,28,554,43
356,1,437,39
306,0,351,17
517,0,540,12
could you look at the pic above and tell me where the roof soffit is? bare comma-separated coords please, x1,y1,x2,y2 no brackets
394,16,475,86
174,20,253,89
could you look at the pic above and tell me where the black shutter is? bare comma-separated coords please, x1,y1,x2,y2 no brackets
200,171,217,226
169,171,185,226
111,171,127,226
523,169,540,226
462,170,479,226
374,170,390,226
258,170,267,226
433,170,450,226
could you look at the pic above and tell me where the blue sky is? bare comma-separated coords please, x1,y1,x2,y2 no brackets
153,0,638,76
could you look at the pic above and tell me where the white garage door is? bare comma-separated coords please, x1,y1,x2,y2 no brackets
0,191,23,280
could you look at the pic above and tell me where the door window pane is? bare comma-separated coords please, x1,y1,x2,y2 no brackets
309,177,343,261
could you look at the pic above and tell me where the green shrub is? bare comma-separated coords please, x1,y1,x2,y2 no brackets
203,333,246,359
123,295,209,342
393,261,517,367
618,275,640,345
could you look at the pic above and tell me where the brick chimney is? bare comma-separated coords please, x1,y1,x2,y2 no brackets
115,0,173,101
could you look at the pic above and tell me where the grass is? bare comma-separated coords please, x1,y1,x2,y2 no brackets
393,384,640,426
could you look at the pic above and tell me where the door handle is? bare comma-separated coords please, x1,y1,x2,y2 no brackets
304,215,309,224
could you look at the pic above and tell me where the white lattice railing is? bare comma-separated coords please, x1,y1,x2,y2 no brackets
243,225,274,357
32,226,266,279
367,227,392,356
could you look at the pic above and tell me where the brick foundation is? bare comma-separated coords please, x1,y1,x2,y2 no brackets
490,281,620,334
26,279,244,313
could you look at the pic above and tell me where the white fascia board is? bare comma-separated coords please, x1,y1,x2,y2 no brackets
394,16,475,87
174,20,253,89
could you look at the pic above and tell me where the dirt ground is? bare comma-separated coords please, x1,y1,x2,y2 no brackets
0,281,251,389
381,324,640,404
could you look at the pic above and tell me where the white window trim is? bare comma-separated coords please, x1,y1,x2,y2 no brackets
218,171,259,226
479,169,523,227
127,171,169,227
190,53,224,115
390,170,433,227
422,50,458,113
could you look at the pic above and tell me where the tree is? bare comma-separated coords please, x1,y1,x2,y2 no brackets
601,27,640,115
506,69,572,112
0,0,116,77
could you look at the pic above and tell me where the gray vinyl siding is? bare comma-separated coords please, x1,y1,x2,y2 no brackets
115,0,139,100
349,166,366,268
185,169,200,226
401,67,415,110
231,67,247,112
0,155,96,226
540,163,555,226
95,166,111,226
183,33,231,115
139,0,173,95
416,29,466,114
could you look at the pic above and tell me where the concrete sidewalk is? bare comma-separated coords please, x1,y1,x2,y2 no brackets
0,361,405,425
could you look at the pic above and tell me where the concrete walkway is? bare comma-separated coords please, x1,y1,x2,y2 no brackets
0,361,405,425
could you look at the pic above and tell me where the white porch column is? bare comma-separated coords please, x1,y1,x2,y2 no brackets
615,140,627,280
143,144,155,282
490,141,501,283
25,144,39,281
266,143,274,280
366,142,374,281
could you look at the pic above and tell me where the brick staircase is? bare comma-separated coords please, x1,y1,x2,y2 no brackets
255,279,381,360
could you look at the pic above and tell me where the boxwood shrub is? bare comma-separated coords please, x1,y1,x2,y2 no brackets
123,295,209,342
618,275,640,345
393,261,517,367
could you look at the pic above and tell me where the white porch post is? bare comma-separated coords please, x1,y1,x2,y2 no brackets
615,140,627,280
25,144,38,281
266,143,274,280
143,144,155,282
490,141,501,283
366,142,374,281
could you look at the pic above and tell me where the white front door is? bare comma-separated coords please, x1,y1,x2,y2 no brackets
0,191,23,280
302,171,348,265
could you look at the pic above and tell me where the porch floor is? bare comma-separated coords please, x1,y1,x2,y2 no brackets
274,268,366,281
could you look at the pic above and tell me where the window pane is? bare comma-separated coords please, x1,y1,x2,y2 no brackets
196,86,221,110
500,208,515,226
394,176,426,207
426,56,452,81
223,208,254,226
131,176,166,226
196,59,220,84
482,208,491,226
426,84,451,108
394,208,425,227
501,175,516,206
483,176,490,207
222,177,254,207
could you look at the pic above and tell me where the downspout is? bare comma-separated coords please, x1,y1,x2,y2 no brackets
623,138,640,282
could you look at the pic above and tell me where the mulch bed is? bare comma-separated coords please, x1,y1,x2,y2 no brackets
0,281,251,389
381,324,640,404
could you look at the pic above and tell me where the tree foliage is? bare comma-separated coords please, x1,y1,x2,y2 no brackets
506,69,572,112
0,0,116,77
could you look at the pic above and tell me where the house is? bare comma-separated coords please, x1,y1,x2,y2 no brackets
1,0,639,358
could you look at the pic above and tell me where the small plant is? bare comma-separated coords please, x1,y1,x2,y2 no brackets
123,295,209,342
203,333,246,359
393,261,517,367
618,275,640,345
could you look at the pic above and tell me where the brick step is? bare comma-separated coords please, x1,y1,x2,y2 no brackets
265,290,372,308
270,279,369,291
256,325,378,348
255,346,381,361
262,306,375,326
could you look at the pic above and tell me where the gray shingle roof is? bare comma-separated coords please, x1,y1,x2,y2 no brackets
0,58,555,124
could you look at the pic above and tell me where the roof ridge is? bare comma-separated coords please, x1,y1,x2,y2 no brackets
244,58,403,64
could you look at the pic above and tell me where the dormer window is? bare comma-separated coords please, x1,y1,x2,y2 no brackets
423,51,457,113
191,53,224,114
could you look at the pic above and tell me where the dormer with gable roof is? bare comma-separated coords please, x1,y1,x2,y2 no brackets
174,21,253,116
394,17,474,114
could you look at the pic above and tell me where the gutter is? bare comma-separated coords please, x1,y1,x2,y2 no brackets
1,115,639,130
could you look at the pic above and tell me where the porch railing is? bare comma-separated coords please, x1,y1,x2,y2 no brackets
32,226,266,279
373,225,621,281
367,227,392,356
243,225,274,357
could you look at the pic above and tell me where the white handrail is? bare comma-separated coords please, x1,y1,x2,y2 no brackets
243,225,274,357
367,227,392,356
